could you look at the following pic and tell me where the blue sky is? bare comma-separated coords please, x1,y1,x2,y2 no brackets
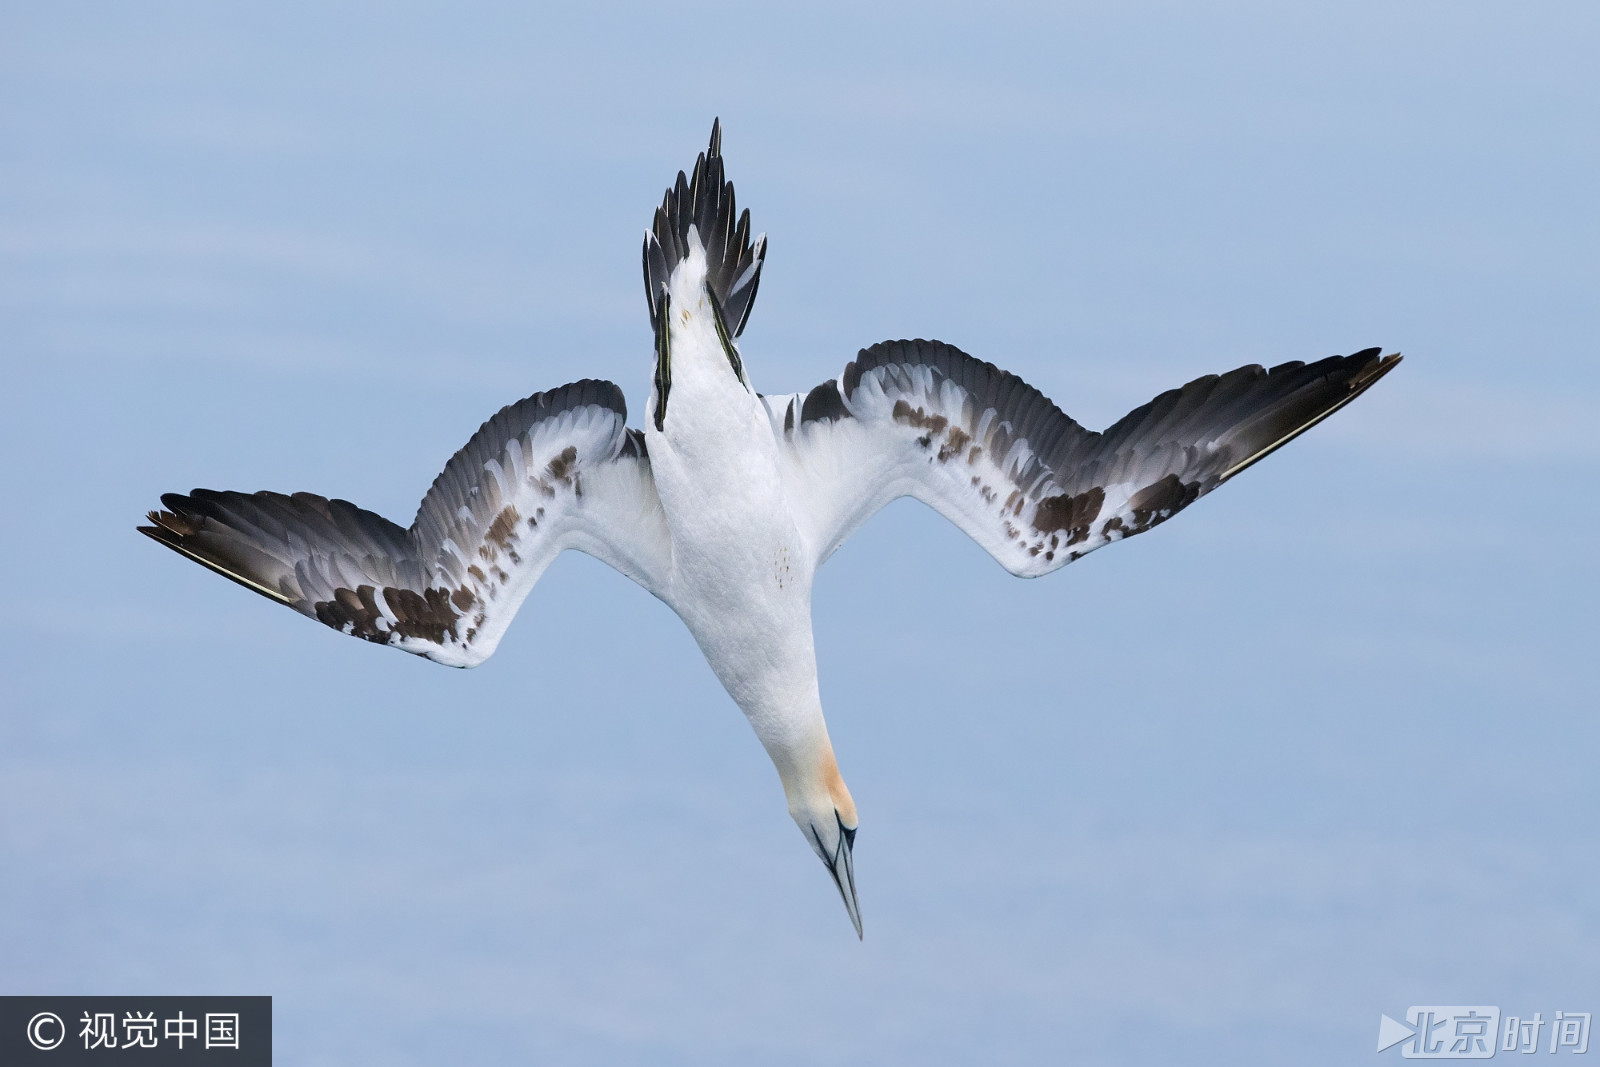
2,3,1597,1063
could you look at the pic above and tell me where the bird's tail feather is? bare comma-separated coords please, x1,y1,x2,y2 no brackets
643,118,766,340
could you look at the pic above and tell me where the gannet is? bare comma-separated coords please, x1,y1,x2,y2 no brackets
140,120,1401,938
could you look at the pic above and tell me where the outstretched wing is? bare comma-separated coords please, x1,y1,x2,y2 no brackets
140,379,672,668
767,340,1400,575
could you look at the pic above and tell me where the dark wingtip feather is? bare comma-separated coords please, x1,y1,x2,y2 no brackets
137,505,298,605
138,520,189,555
145,503,201,537
1355,350,1402,385
1215,348,1402,482
159,491,199,516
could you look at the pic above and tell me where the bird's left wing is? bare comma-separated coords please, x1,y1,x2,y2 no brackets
767,339,1399,575
141,379,672,667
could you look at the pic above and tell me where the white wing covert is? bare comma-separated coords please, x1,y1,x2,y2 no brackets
141,380,671,667
769,339,1400,575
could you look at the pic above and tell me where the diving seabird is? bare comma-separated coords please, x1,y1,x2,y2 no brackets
140,121,1400,938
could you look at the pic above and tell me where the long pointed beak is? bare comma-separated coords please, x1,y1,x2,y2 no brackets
813,815,862,939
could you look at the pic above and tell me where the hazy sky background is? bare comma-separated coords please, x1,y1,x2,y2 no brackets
2,3,1597,1064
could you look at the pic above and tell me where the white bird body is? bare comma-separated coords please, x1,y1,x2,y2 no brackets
645,243,858,912
140,121,1398,938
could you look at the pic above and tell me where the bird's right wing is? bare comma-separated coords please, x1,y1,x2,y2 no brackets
768,340,1400,575
140,379,673,668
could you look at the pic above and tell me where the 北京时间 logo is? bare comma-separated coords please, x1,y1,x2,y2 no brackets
1378,1007,1590,1058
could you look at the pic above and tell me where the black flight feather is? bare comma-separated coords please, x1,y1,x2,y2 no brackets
642,118,767,341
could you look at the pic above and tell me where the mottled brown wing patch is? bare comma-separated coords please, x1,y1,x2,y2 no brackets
314,584,466,646
1125,474,1202,533
1032,486,1105,545
546,446,578,482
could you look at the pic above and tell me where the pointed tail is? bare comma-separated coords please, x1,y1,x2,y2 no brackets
642,118,767,340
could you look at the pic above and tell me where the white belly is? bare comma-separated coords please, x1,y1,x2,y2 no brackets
645,346,818,734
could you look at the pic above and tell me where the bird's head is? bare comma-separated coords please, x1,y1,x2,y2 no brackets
780,748,862,939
